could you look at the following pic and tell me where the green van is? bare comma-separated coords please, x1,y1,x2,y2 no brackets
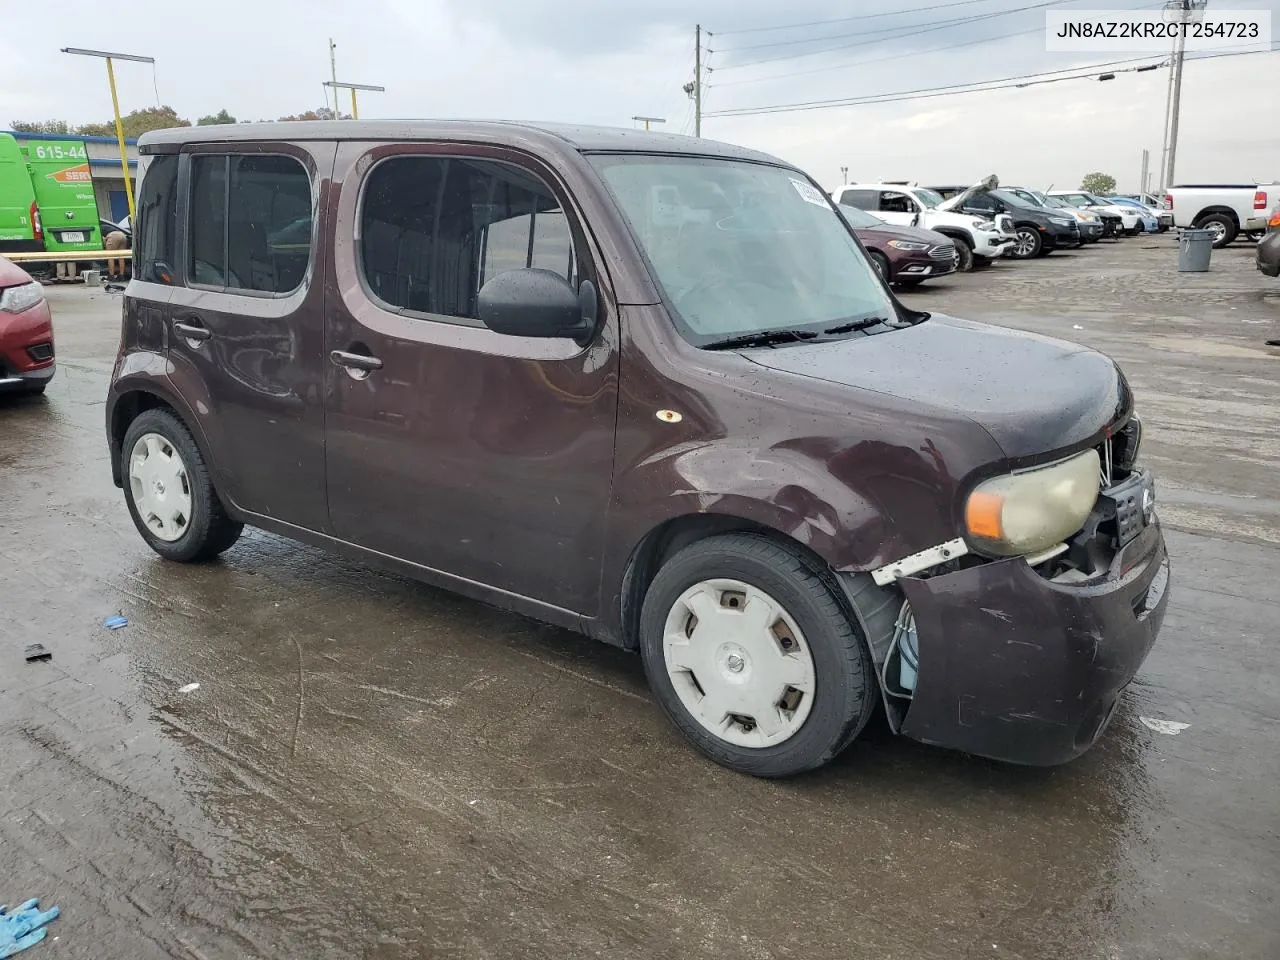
0,133,101,254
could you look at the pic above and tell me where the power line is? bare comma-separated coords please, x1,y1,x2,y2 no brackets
714,9,1045,53
715,0,1073,70
705,45,1276,118
712,1,1159,87
711,0,1021,36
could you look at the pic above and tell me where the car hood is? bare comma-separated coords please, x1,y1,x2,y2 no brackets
0,256,35,287
741,315,1126,459
936,175,999,212
861,223,951,245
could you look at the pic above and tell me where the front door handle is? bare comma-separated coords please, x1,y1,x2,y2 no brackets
173,320,212,341
330,349,383,380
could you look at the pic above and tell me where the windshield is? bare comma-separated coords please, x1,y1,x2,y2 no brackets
589,154,896,343
992,189,1037,209
838,205,888,229
913,187,945,209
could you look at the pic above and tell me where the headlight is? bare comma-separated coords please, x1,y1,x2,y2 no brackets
1079,211,1098,221
886,239,930,251
1049,217,1073,226
0,281,44,314
975,219,997,230
965,449,1100,557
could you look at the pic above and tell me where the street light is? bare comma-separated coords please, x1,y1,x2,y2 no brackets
632,115,666,132
60,47,154,219
322,80,386,120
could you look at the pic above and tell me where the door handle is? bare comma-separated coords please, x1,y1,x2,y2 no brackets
173,320,212,341
330,350,383,373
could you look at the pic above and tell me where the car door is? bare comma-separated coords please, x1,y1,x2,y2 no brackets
323,143,619,615
876,190,917,226
164,142,334,532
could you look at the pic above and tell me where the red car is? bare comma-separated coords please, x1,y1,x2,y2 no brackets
838,204,957,287
0,256,55,395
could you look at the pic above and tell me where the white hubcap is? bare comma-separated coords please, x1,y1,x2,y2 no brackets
128,433,193,542
663,579,816,748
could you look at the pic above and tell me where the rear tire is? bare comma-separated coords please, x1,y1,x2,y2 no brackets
1196,213,1237,248
639,533,876,778
121,408,243,562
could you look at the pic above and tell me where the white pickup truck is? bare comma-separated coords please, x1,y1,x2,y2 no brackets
1165,183,1279,247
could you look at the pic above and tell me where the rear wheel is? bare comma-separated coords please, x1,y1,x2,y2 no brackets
121,408,243,562
1010,226,1042,259
1246,229,1266,243
1196,213,1237,248
639,534,876,778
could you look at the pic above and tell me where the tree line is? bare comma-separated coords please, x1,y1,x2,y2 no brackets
10,105,350,138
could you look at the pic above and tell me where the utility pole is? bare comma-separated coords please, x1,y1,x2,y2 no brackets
327,38,337,113
694,24,702,137
1140,149,1149,196
841,166,849,185
1159,0,1207,191
682,26,705,136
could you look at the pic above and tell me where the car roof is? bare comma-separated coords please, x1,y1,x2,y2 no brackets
137,119,785,164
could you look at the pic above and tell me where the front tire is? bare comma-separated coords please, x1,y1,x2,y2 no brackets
639,534,876,778
1010,226,1042,259
868,250,890,283
121,408,243,562
951,238,975,272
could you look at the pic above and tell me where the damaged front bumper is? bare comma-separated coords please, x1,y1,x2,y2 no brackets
894,520,1169,766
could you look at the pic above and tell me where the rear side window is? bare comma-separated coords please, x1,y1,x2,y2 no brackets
188,154,312,294
878,192,917,214
359,156,576,325
135,155,178,284
837,189,876,210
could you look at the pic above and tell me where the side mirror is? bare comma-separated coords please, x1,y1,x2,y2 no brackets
477,268,596,343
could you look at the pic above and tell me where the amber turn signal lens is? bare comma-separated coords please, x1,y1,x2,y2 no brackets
965,491,1005,540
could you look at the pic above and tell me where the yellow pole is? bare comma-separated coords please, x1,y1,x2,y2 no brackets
350,88,359,120
105,56,136,218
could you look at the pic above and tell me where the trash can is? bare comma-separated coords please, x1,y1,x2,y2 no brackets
1178,228,1214,272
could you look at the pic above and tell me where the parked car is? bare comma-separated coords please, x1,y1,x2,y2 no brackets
1257,204,1280,277
944,188,1080,258
1003,187,1105,244
0,255,55,395
1165,183,1278,247
837,205,957,287
1049,191,1141,236
1104,197,1161,234
1115,193,1173,231
108,121,1169,776
831,179,1016,271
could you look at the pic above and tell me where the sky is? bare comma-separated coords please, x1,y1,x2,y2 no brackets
2,0,1277,192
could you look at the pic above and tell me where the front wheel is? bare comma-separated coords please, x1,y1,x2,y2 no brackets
639,534,876,778
868,250,890,282
1010,226,1042,259
121,408,243,562
951,238,975,272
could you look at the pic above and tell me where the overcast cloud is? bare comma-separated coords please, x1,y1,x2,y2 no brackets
2,0,1276,191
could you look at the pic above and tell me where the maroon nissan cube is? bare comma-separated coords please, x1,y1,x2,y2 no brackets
106,121,1169,777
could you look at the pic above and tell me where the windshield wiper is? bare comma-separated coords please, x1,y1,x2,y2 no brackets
702,330,820,350
823,316,891,335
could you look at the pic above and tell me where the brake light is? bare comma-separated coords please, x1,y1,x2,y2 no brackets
1270,207,1280,228
1255,191,1268,210
30,201,43,244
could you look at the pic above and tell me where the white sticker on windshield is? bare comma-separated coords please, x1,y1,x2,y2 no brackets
790,178,830,208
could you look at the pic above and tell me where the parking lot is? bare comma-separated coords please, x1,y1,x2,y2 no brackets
2,237,1278,959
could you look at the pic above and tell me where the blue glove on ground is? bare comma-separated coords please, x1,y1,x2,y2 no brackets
0,899,60,958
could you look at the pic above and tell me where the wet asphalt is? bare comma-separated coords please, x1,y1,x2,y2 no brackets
1,238,1277,959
